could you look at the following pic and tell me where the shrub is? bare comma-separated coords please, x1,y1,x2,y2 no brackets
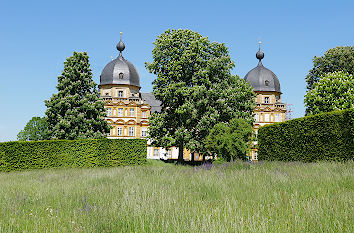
0,139,146,172
258,109,354,162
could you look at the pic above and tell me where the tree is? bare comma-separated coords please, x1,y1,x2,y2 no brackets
17,117,48,141
306,46,354,90
146,29,255,162
304,71,354,115
45,52,110,139
205,118,253,161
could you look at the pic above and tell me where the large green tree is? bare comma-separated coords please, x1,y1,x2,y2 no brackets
306,46,354,90
205,118,253,161
17,117,48,141
45,52,110,139
304,71,354,115
146,29,255,162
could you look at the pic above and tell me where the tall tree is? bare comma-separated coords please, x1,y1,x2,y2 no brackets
17,117,48,141
205,118,253,161
45,52,110,139
146,29,255,162
306,46,354,90
304,71,354,115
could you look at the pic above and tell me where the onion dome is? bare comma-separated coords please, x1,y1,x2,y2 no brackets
244,44,281,93
99,33,140,88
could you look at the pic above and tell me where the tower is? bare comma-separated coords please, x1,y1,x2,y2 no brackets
244,42,287,161
99,33,150,139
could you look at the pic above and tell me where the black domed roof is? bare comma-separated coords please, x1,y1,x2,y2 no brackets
99,38,140,88
244,48,281,93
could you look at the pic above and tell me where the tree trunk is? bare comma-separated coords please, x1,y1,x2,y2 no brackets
178,142,184,164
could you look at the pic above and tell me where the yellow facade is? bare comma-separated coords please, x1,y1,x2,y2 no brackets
100,85,150,139
250,91,286,161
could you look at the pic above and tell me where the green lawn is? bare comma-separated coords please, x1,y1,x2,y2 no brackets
0,160,352,232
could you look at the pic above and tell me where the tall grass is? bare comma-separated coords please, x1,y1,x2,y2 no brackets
0,160,352,232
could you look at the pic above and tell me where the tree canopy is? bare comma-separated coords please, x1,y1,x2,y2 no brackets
45,52,110,139
304,71,354,115
146,29,255,162
306,46,354,90
205,118,253,161
17,117,48,141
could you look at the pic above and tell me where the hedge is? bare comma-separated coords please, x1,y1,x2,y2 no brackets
0,139,147,172
258,109,354,162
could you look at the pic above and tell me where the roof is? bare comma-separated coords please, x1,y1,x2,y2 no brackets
99,38,140,88
244,49,281,93
141,93,162,113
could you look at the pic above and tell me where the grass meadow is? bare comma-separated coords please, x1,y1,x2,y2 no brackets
0,160,352,232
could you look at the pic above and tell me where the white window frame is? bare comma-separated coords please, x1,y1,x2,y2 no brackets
118,108,123,117
154,149,159,157
118,90,124,98
142,111,147,118
106,108,112,116
141,127,147,137
264,97,269,104
117,127,123,136
128,126,134,136
129,108,135,117
254,113,259,122
264,114,270,122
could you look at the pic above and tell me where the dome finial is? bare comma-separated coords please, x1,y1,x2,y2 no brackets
256,39,264,65
116,32,125,56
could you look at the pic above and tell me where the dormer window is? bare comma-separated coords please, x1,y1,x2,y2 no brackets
119,73,124,79
264,97,269,104
265,80,269,86
118,91,123,98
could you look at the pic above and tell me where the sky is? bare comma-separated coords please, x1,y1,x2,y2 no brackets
0,0,353,142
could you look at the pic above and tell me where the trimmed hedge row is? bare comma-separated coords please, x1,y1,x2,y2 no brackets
0,139,147,172
258,109,354,162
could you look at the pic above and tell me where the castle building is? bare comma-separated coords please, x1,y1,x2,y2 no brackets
99,35,189,160
244,43,287,161
99,36,286,161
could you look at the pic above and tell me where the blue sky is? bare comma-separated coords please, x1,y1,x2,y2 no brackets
0,0,353,142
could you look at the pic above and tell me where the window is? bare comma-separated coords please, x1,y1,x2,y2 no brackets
265,80,269,86
264,97,269,104
119,72,124,79
118,90,123,98
117,127,123,136
128,126,134,136
118,108,123,117
154,149,159,157
167,149,171,157
254,113,259,122
141,127,147,137
129,108,135,117
106,108,112,116
264,114,269,122
142,111,147,118
254,151,258,160
275,113,281,122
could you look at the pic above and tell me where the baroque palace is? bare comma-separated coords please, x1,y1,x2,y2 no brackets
99,37,286,161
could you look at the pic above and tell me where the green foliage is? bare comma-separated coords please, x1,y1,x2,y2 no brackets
206,118,253,161
258,109,354,162
0,139,146,172
17,117,48,141
146,29,255,160
306,46,354,90
305,71,354,115
45,52,110,139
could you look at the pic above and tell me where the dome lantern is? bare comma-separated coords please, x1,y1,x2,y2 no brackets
244,43,281,93
99,33,140,88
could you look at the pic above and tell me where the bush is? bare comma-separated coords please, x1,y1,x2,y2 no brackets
0,139,147,172
258,109,354,162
